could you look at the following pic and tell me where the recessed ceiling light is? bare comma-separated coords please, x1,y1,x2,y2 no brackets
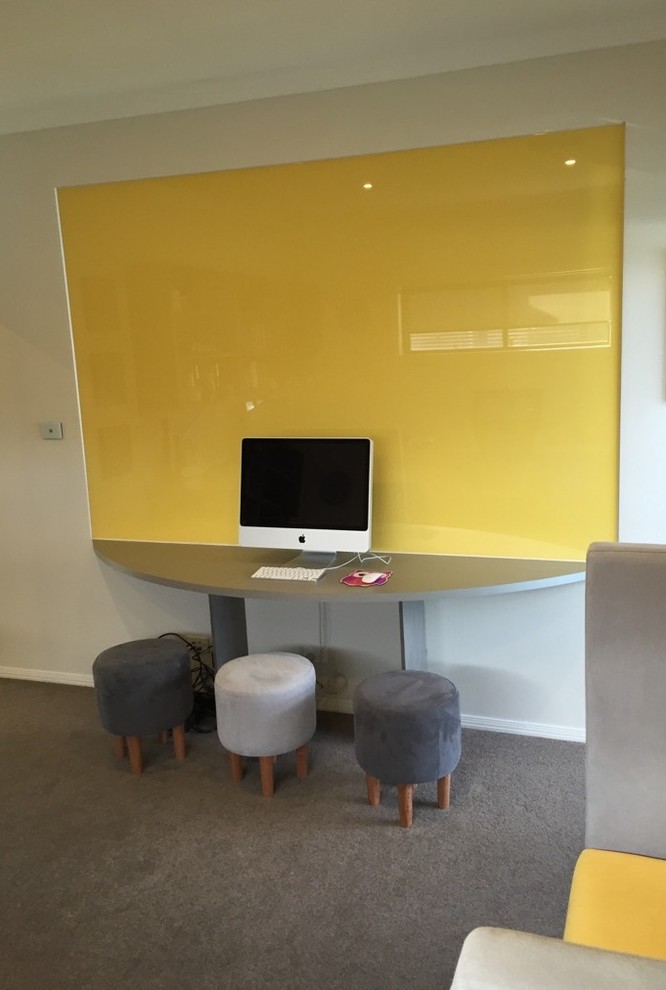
362,182,373,189
564,159,577,166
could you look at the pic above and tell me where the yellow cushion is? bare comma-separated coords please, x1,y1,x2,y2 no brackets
564,848,666,961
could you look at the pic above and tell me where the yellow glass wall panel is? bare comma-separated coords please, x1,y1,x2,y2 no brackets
58,125,624,558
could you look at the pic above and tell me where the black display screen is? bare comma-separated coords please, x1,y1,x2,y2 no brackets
240,438,372,531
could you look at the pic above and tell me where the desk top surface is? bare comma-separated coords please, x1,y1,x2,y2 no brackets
93,540,585,603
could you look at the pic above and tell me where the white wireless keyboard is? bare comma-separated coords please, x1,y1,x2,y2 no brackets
251,565,326,582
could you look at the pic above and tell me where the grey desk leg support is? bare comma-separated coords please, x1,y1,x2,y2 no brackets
209,595,248,668
399,600,427,670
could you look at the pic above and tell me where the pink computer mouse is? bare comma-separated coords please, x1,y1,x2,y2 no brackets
360,572,384,584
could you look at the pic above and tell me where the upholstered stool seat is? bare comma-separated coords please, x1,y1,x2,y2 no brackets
214,652,316,797
92,638,193,774
353,669,461,827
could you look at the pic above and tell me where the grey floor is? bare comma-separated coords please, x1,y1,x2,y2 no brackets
0,679,585,990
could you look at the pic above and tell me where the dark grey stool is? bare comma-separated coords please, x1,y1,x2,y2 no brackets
353,669,461,827
92,638,193,775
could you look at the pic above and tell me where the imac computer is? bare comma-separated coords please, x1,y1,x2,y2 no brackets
239,437,373,567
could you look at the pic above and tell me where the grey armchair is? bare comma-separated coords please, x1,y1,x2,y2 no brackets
450,542,666,988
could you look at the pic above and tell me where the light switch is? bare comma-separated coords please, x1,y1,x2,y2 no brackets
40,421,64,440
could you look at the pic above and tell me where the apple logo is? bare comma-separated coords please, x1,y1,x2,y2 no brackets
298,534,306,544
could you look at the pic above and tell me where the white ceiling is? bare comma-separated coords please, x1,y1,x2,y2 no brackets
3,0,666,136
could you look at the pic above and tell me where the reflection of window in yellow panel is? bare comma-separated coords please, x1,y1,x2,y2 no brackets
403,271,615,353
58,124,624,558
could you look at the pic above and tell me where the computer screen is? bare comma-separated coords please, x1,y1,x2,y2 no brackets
239,437,373,564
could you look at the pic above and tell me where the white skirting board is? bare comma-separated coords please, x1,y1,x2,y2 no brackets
0,667,585,743
316,695,585,742
0,666,94,688
459,712,585,743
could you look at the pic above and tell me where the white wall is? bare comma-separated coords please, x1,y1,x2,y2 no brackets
2,40,665,738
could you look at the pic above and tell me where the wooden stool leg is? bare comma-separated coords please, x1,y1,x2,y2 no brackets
259,756,275,797
295,744,309,779
157,730,168,744
172,723,186,761
127,736,143,775
112,735,126,759
229,752,244,783
397,784,414,827
437,773,451,809
366,774,381,806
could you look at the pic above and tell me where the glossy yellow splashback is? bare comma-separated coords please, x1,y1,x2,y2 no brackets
58,125,624,558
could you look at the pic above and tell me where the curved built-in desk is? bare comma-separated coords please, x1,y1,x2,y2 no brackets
94,540,586,669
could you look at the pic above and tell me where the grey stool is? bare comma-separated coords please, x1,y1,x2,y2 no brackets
353,669,461,827
92,638,193,775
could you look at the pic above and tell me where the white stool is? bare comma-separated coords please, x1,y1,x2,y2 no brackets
214,652,316,796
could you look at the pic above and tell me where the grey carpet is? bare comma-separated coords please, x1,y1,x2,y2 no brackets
0,679,585,990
